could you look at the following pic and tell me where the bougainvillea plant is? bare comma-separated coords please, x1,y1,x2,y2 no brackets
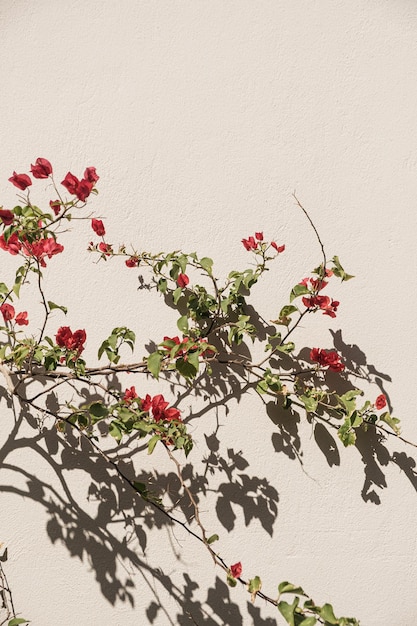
0,158,406,626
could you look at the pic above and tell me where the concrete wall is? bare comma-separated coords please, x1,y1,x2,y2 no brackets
0,2,417,624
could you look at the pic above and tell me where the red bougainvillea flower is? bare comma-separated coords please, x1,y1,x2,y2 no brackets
140,393,181,422
49,200,62,216
99,242,113,256
375,394,387,410
0,210,14,226
123,386,137,403
22,237,64,267
177,273,189,288
30,158,52,179
61,172,79,195
230,562,242,578
302,295,339,318
61,169,98,202
84,167,99,183
9,172,32,190
56,326,86,355
76,179,93,202
310,347,345,372
0,232,22,255
91,218,105,236
15,311,29,326
255,232,263,241
271,242,285,253
0,303,15,322
242,236,257,251
125,256,139,268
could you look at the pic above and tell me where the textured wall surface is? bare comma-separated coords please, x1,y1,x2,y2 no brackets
1,2,417,625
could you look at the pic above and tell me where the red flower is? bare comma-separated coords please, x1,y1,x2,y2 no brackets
141,394,152,412
61,172,79,195
0,210,14,226
141,393,182,422
125,257,139,268
302,295,339,318
242,236,257,251
255,232,263,241
9,172,32,190
177,273,189,288
99,242,113,256
84,167,99,183
271,242,285,253
91,219,105,236
230,562,242,578
310,347,345,372
375,394,387,410
15,311,29,326
0,232,21,255
0,303,15,322
56,326,86,355
56,326,72,348
75,179,93,202
30,158,52,179
22,237,64,267
123,386,137,403
49,200,62,216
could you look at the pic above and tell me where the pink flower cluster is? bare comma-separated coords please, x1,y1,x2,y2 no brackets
242,232,285,254
310,347,345,372
123,387,181,422
0,303,28,326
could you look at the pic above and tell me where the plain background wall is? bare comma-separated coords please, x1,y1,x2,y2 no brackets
0,2,417,624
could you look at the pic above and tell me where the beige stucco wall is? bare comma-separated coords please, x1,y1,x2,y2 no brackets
1,2,417,624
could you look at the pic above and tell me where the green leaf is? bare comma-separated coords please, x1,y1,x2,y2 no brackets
109,421,122,443
89,402,109,418
200,257,213,274
331,256,354,282
0,282,9,294
298,618,317,626
177,315,189,334
207,534,219,544
279,305,298,318
278,598,299,626
299,395,318,413
176,356,198,379
227,573,237,587
147,352,162,379
319,603,338,624
290,283,310,302
379,411,401,434
8,619,30,626
147,434,160,455
247,576,262,603
173,286,183,305
275,341,295,354
48,301,68,315
278,581,306,596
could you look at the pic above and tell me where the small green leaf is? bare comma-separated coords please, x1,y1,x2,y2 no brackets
226,573,237,587
247,576,262,603
147,434,160,455
177,315,189,334
278,598,299,626
48,301,68,315
173,286,183,305
379,411,401,434
8,619,30,626
278,581,306,596
319,603,338,624
200,257,213,274
290,283,310,302
298,618,317,626
147,352,162,379
299,395,318,413
207,534,219,545
89,402,109,418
